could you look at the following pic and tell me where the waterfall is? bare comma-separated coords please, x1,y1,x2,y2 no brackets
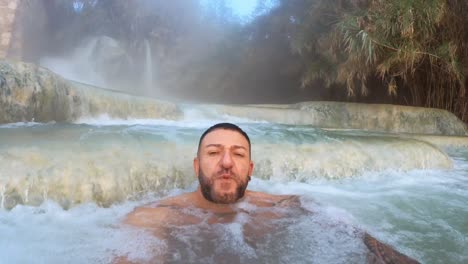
40,37,106,87
143,39,154,92
0,184,5,210
0,122,455,208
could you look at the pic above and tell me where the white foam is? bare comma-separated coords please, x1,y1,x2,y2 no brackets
0,198,163,264
1,119,467,263
74,114,260,128
0,121,53,128
1,165,467,263
255,165,467,262
73,104,270,127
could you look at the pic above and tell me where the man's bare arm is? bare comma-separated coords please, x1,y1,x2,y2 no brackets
364,233,420,264
125,206,170,228
275,195,303,208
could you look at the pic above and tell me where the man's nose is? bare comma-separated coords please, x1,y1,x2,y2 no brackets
220,151,233,168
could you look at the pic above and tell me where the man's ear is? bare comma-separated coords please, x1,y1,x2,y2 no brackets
248,160,254,176
193,157,200,177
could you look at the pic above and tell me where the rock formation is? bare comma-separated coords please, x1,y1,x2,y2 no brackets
0,60,181,123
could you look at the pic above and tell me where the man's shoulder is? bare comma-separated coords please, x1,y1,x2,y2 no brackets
246,191,301,207
124,192,198,227
155,192,202,210
124,205,172,228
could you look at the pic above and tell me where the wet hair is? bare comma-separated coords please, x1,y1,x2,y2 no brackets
197,123,251,157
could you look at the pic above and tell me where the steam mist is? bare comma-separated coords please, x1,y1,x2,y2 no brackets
12,0,331,104
7,0,467,124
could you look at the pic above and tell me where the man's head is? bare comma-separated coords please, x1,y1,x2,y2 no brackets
194,123,254,204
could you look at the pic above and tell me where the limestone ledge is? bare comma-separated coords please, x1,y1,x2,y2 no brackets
210,102,467,136
1,60,466,136
0,60,182,123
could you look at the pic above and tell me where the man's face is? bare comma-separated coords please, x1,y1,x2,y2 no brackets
194,129,254,204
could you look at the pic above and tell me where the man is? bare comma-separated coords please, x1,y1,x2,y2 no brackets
118,123,419,263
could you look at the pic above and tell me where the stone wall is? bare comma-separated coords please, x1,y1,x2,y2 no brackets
0,0,48,61
0,0,20,59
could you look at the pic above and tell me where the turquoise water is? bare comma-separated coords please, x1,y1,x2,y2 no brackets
0,120,466,263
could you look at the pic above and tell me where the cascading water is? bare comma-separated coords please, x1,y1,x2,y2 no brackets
40,37,107,87
143,39,154,92
0,184,5,210
0,105,466,263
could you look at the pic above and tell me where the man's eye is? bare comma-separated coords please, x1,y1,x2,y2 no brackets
234,153,245,157
208,151,219,156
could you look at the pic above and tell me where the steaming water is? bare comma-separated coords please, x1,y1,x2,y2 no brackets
40,38,107,88
144,39,154,92
0,112,466,263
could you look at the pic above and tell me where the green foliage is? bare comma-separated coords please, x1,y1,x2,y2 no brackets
290,0,467,121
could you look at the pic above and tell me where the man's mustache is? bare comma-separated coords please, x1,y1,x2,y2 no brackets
214,170,251,182
215,169,236,179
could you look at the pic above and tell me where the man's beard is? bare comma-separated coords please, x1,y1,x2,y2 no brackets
198,168,251,204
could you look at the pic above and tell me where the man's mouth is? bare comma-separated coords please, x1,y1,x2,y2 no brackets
216,173,235,180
